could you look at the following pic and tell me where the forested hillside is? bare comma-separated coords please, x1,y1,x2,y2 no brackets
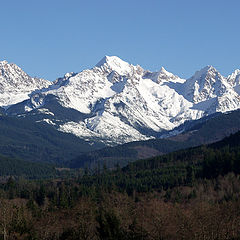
0,130,240,239
0,115,103,165
0,154,57,179
69,109,240,169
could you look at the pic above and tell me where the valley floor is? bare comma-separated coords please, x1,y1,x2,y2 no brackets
0,172,240,240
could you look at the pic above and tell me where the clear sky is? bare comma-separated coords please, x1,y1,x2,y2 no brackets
1,0,239,81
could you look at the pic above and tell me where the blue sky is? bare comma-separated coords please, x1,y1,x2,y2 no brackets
1,0,239,81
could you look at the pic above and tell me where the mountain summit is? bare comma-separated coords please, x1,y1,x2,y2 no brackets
95,55,133,75
0,61,51,108
2,57,240,145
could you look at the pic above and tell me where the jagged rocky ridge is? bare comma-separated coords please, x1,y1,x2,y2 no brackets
1,57,240,145
0,61,51,108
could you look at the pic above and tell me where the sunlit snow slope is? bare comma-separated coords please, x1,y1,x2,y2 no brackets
2,57,240,145
0,61,51,108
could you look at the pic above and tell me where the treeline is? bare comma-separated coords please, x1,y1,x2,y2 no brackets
1,131,240,238
0,115,102,165
68,109,240,169
0,155,57,179
0,173,240,239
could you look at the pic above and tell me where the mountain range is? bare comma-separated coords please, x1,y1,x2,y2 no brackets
1,56,240,147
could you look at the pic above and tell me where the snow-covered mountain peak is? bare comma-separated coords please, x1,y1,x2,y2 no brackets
192,65,218,79
96,55,125,67
158,66,175,78
232,69,240,75
204,65,215,70
95,56,133,76
183,66,229,104
227,69,240,86
52,72,75,88
143,67,184,84
0,61,29,80
188,65,225,84
158,67,184,83
0,60,8,65
0,61,51,108
64,72,75,78
159,66,168,74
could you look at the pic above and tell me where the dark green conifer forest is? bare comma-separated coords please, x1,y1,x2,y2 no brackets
0,129,240,239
